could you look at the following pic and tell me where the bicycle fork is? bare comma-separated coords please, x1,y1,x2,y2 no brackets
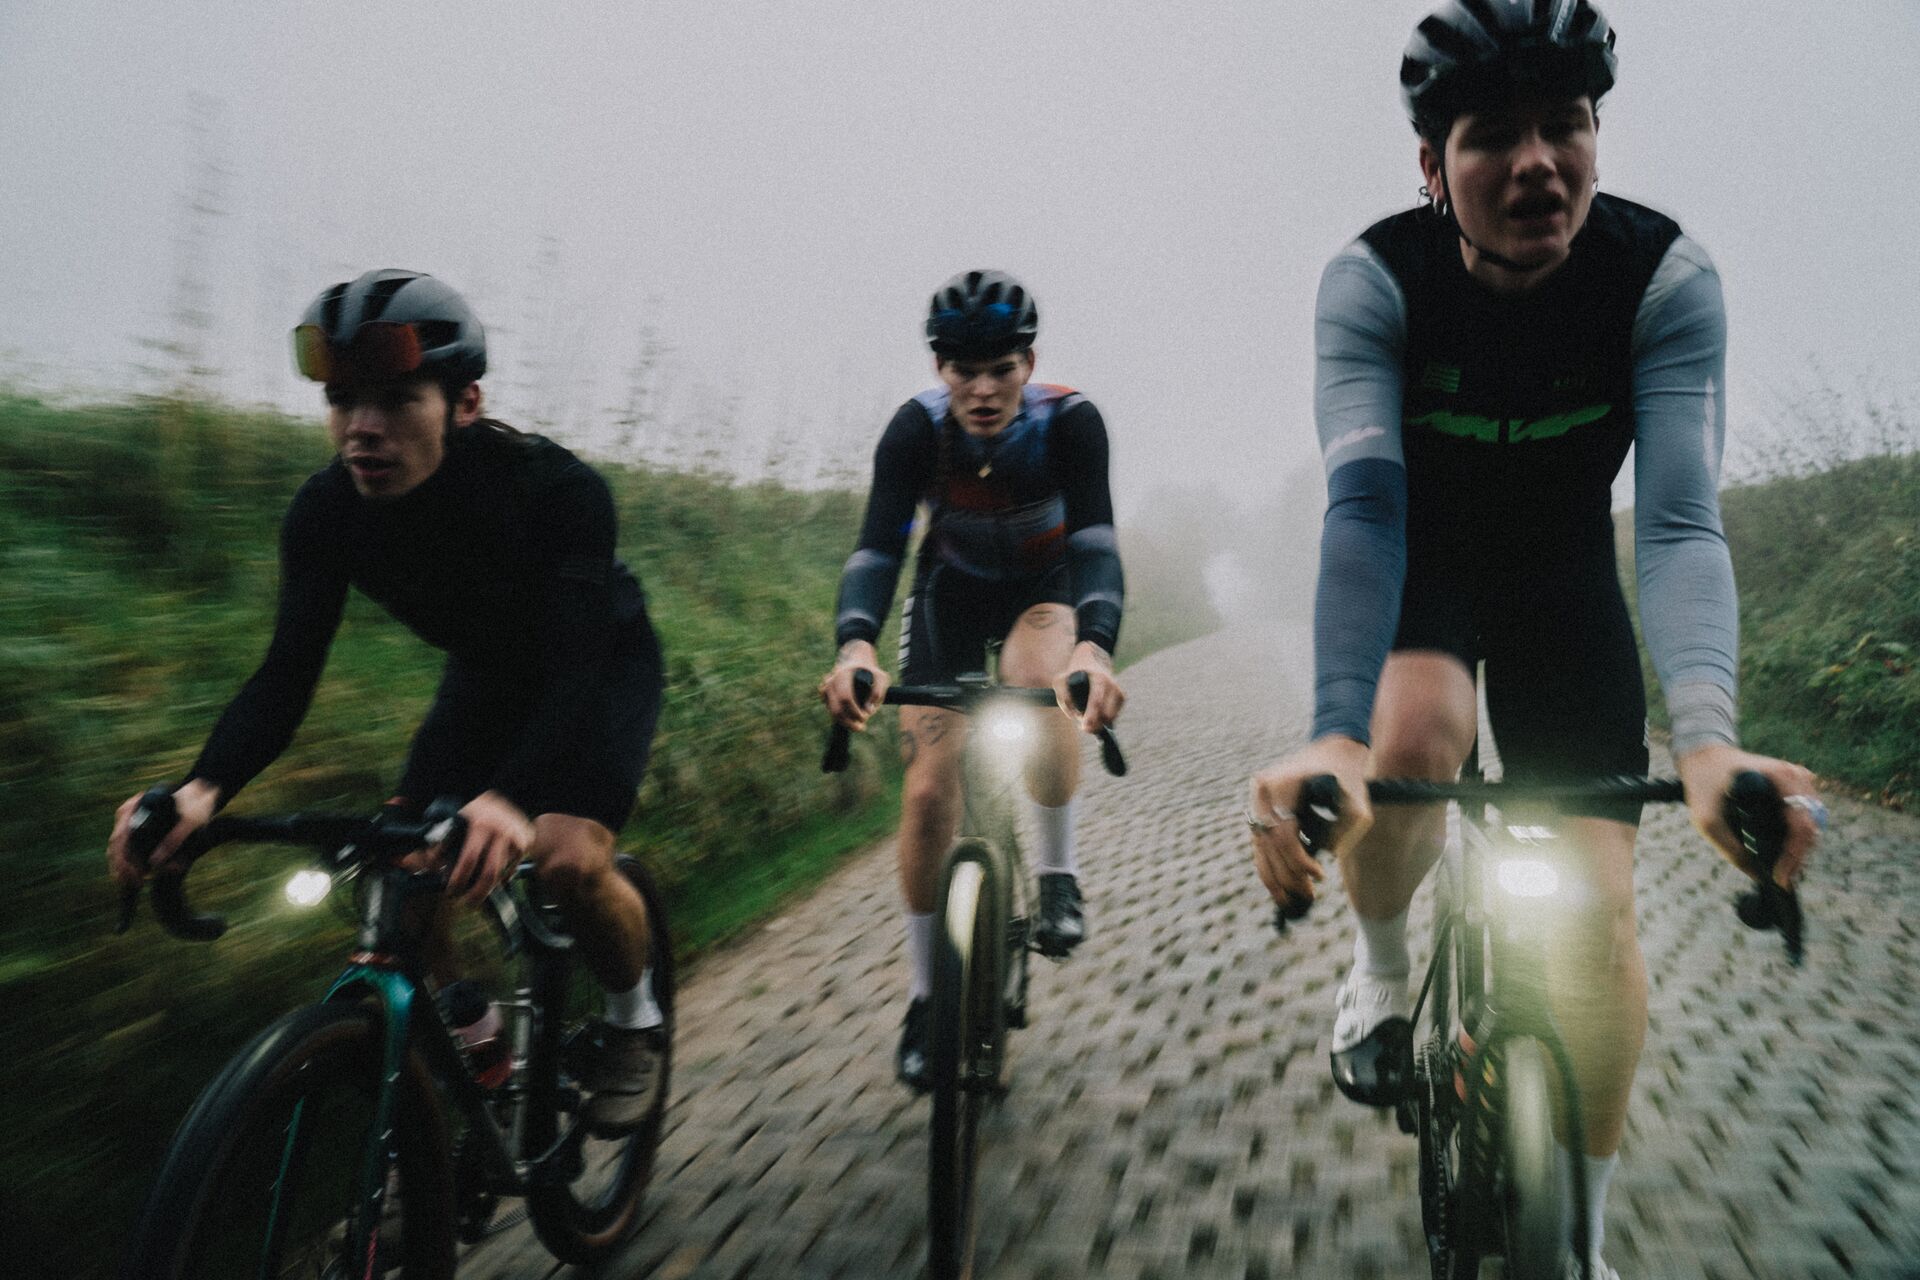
1004,914,1030,1029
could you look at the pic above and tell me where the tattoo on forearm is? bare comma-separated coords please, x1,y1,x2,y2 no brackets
922,715,950,746
900,729,918,767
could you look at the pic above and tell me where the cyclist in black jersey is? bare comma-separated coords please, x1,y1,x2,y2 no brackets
820,270,1126,1090
107,270,669,1134
1242,6,1824,1277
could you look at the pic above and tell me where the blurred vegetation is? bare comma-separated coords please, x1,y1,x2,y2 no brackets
0,389,1214,1278
1621,401,1917,808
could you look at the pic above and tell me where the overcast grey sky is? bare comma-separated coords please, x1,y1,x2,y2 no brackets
3,0,1917,510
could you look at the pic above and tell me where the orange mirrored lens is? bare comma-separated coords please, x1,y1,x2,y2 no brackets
292,325,334,381
349,323,425,377
291,322,426,383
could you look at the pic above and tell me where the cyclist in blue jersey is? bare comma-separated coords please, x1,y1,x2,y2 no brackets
1244,6,1825,1276
107,270,669,1135
820,270,1126,1091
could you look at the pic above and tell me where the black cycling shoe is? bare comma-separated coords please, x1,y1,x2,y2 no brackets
1330,1017,1416,1107
896,997,930,1092
1034,873,1087,957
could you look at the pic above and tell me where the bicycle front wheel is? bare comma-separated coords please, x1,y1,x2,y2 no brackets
526,854,677,1265
927,838,1008,1280
120,1001,454,1280
1498,1037,1569,1280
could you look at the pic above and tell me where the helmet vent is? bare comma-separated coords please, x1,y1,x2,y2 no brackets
359,275,412,323
1419,14,1485,65
1457,0,1506,38
319,282,350,335
414,320,458,351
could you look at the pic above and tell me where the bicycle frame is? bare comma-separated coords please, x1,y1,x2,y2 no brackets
282,862,585,1270
1418,799,1594,1274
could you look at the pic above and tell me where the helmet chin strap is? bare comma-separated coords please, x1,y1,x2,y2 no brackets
1434,154,1537,275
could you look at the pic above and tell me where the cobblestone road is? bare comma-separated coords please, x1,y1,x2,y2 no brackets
467,627,1920,1280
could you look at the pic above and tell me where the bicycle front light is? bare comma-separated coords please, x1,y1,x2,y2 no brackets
285,869,333,907
1493,857,1560,900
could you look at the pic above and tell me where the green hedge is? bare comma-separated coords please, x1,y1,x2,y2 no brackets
1621,449,1918,807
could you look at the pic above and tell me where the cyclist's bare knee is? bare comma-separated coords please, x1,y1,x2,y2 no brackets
999,604,1073,688
529,815,617,902
1372,652,1476,779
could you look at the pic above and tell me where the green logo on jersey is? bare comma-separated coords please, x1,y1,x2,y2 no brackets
1408,402,1611,444
1420,361,1462,393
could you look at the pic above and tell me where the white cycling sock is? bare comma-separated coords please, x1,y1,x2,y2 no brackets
905,911,935,1002
603,969,663,1030
1352,905,1411,978
1556,1144,1618,1259
1029,797,1077,876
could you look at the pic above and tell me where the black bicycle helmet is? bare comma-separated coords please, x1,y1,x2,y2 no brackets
924,270,1039,360
1401,0,1617,139
293,269,487,385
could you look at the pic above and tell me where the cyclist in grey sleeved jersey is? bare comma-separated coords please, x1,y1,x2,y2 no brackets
820,270,1127,1091
1309,223,1738,755
1246,5,1822,1276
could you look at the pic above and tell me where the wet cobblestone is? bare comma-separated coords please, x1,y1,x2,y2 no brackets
464,627,1920,1279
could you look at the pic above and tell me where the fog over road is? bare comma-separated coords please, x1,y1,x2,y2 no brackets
466,626,1920,1279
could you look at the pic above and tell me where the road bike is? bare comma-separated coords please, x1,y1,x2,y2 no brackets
823,665,1126,1280
1279,768,1797,1280
114,789,674,1279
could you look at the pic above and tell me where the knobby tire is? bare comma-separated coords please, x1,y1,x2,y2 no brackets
526,854,676,1264
927,840,1006,1280
1498,1037,1569,1280
119,1001,454,1280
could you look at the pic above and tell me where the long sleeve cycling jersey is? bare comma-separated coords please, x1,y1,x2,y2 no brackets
192,424,658,811
1309,193,1738,757
834,383,1125,654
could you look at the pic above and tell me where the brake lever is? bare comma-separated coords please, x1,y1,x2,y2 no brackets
1272,774,1338,936
1726,770,1804,966
114,785,178,935
1065,671,1128,777
822,670,875,774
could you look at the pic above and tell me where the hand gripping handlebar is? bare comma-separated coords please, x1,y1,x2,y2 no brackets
115,786,469,942
822,670,1127,777
1269,772,1804,962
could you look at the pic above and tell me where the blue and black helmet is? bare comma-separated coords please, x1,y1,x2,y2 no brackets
1401,0,1617,140
925,270,1038,360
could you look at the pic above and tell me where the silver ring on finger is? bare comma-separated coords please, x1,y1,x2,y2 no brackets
1245,805,1295,832
1783,793,1829,832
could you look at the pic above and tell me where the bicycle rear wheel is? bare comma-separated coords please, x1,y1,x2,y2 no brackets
927,838,1008,1280
120,1001,454,1280
526,854,676,1265
1498,1037,1568,1280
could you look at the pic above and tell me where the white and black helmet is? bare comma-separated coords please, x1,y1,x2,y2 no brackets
925,270,1039,360
1400,0,1617,139
293,269,487,385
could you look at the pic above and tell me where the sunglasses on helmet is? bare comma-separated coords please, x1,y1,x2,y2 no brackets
932,301,1017,331
292,322,428,384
